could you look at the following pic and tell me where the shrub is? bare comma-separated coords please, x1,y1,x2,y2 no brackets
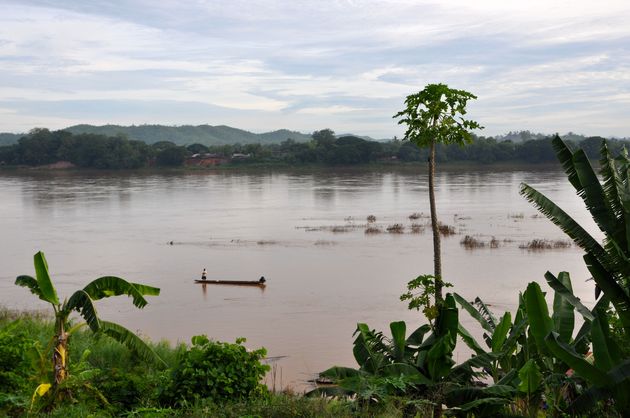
386,224,404,233
164,335,269,405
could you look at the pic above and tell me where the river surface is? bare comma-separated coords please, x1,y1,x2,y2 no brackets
0,166,600,390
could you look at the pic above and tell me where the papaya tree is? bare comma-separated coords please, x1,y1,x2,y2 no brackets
394,84,482,304
15,251,164,389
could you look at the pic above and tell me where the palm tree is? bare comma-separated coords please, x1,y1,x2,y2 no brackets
520,135,630,338
15,251,164,387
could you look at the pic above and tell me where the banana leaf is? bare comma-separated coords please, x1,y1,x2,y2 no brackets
520,184,610,270
320,366,364,380
33,252,59,305
406,324,431,346
572,149,618,237
82,276,159,309
491,312,512,353
548,272,576,343
457,323,486,356
14,275,44,301
517,359,541,393
584,253,630,332
543,331,608,387
389,321,406,363
599,140,623,219
64,290,100,332
99,321,166,368
569,359,630,413
544,271,593,321
524,282,553,354
453,293,494,333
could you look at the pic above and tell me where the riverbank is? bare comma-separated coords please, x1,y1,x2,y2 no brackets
0,307,406,417
0,159,563,174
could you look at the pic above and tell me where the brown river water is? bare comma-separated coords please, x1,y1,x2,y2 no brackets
0,166,600,390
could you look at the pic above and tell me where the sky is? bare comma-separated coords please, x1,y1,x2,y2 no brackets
0,0,629,138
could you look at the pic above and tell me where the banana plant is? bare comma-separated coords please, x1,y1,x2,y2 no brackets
15,251,164,393
520,135,630,338
525,279,630,415
454,293,529,385
312,294,514,415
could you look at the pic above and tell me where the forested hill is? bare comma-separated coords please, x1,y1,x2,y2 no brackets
62,124,312,146
0,133,22,146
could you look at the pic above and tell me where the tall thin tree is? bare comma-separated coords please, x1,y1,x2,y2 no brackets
394,84,481,304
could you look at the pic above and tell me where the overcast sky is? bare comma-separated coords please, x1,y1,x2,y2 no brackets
1,0,629,137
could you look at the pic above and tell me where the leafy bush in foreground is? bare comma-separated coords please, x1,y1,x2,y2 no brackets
163,335,270,405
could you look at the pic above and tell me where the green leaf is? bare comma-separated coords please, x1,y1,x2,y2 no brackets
389,321,406,362
319,366,363,380
99,320,166,368
584,254,630,333
426,336,455,381
453,293,494,333
491,312,512,353
352,323,386,373
590,311,622,370
406,324,431,346
436,293,459,341
545,271,593,322
14,275,43,300
552,135,581,190
520,184,610,269
548,272,576,343
33,252,59,305
524,282,553,354
65,290,100,332
572,149,618,237
82,276,160,309
544,332,608,387
518,359,541,393
599,140,624,226
570,360,630,413
458,323,486,355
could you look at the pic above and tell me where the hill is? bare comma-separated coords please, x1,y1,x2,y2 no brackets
62,124,312,146
0,133,23,146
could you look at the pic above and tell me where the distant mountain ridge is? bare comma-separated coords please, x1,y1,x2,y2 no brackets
61,124,313,146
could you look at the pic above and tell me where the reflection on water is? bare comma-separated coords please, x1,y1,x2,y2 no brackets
0,166,598,390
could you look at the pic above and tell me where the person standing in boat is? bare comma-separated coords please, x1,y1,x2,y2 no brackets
201,268,207,281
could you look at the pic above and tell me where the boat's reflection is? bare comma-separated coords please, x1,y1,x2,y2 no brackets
199,282,266,300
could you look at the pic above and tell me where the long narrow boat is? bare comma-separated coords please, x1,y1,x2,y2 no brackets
194,277,266,286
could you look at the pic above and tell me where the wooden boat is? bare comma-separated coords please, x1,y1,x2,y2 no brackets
195,277,266,286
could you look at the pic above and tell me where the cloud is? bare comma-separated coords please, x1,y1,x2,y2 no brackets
0,0,629,137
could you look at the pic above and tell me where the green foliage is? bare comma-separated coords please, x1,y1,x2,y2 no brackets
393,83,482,149
14,250,163,400
521,136,630,337
155,145,188,166
164,335,270,405
0,321,35,411
401,274,453,323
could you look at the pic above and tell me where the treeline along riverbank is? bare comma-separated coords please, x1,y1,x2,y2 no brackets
0,127,625,169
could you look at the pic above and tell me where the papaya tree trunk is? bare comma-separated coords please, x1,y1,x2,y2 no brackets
53,317,68,385
428,139,442,304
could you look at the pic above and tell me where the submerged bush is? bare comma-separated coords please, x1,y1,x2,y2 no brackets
163,335,270,405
